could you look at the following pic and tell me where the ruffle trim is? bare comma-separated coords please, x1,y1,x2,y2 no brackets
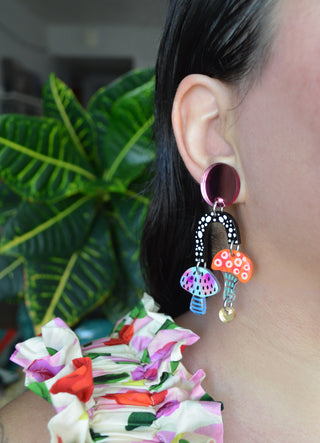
11,294,223,442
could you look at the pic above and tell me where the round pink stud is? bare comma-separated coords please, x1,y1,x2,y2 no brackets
200,163,240,207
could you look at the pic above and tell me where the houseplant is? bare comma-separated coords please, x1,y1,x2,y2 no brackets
0,68,155,335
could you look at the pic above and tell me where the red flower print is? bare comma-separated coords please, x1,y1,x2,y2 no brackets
50,357,94,403
104,389,168,407
103,320,136,346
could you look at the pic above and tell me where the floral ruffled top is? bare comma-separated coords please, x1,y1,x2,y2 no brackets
11,294,223,442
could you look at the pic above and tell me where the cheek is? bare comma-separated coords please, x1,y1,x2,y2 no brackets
237,0,320,205
235,64,320,254
236,37,320,215
233,0,320,264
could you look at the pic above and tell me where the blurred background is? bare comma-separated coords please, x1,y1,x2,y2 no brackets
0,0,167,112
0,0,167,405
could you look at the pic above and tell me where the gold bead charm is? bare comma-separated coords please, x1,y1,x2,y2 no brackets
219,307,236,323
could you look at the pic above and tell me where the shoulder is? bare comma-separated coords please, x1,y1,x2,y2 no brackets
0,390,55,442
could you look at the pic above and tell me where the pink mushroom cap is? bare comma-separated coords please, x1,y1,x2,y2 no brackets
211,249,254,283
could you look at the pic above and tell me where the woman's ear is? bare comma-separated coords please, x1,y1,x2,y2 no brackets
172,74,245,202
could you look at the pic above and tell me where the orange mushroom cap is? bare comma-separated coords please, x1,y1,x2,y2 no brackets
211,249,254,283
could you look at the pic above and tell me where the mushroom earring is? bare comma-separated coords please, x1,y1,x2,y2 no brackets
180,163,254,322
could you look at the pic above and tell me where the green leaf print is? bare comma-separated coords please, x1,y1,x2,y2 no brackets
141,347,150,364
129,300,147,320
125,412,156,431
157,318,179,331
200,392,214,402
150,372,170,391
114,319,125,333
85,352,111,360
171,360,179,373
94,372,129,384
90,429,108,441
46,347,58,356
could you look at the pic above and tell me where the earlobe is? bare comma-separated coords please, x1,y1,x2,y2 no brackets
172,74,244,201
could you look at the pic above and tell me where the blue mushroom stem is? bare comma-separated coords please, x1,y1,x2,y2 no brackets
223,272,238,304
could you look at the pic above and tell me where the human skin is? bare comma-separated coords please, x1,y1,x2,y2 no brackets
1,0,320,442
174,0,320,441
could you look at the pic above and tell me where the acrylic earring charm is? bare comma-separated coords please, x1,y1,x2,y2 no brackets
180,162,254,320
200,162,240,208
211,249,253,322
180,266,220,314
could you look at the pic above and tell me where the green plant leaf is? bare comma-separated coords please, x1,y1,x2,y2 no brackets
0,255,24,300
43,73,98,163
98,190,150,322
0,69,156,335
100,282,143,325
0,181,21,226
88,68,155,180
0,196,95,258
0,115,96,202
25,214,116,332
88,68,154,138
111,194,149,289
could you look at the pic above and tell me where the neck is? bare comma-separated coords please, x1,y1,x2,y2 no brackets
177,250,320,441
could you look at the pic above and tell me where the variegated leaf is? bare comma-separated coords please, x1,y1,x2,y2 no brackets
0,181,21,227
26,214,116,332
0,196,95,258
0,115,96,202
0,255,24,300
88,68,155,181
111,193,149,289
43,73,98,163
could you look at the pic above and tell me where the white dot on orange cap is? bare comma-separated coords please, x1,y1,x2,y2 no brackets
214,258,222,267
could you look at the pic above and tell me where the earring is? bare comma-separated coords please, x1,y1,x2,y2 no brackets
180,163,254,322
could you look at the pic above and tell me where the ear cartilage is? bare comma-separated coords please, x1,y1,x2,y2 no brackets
200,109,219,121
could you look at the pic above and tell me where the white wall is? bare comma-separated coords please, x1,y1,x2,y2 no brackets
47,24,161,68
0,1,160,99
0,0,51,85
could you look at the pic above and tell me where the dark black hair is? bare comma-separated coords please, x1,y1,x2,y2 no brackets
141,0,276,317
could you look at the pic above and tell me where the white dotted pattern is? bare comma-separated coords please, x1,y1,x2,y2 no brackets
195,211,240,264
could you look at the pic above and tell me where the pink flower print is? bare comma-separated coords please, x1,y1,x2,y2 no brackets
149,341,176,363
52,318,68,328
130,335,152,353
27,358,64,382
131,360,161,381
156,400,180,418
155,431,177,443
148,329,199,363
